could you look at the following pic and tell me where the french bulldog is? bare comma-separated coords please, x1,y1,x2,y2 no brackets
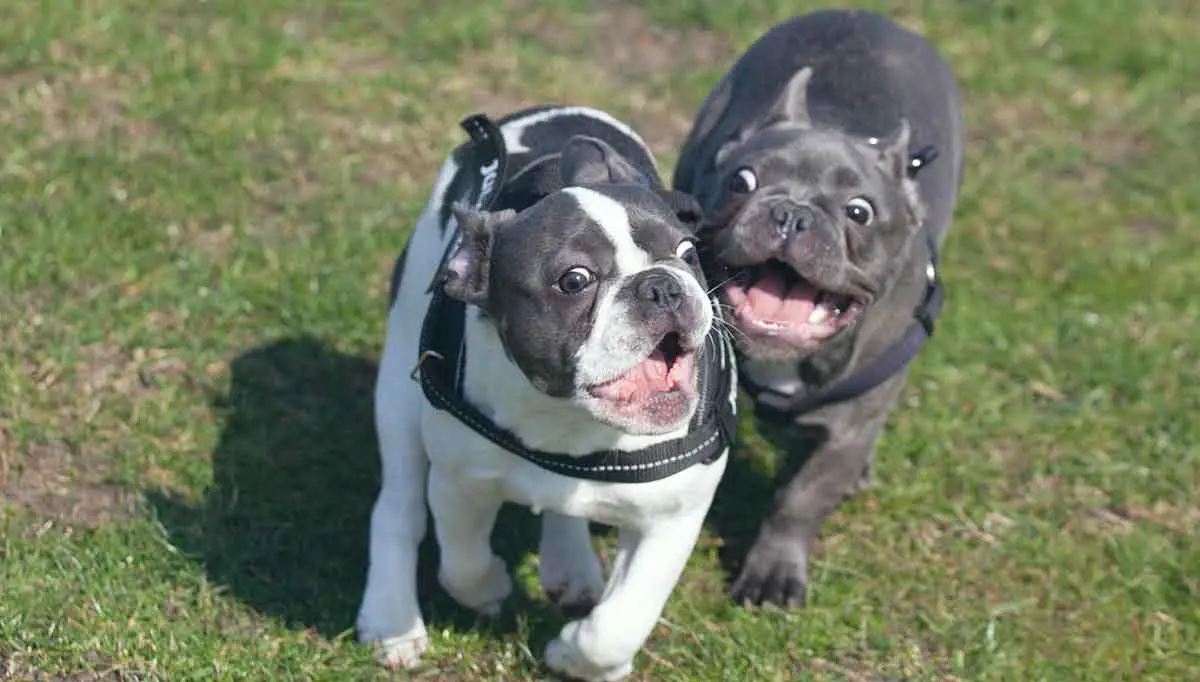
358,105,737,681
672,9,965,608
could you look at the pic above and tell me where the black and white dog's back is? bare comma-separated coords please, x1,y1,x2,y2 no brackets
360,106,736,682
494,106,661,204
389,106,665,307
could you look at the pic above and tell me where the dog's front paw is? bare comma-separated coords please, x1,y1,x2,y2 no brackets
357,591,429,668
545,629,634,682
730,528,809,609
439,555,513,616
540,539,605,617
358,611,429,669
366,631,430,669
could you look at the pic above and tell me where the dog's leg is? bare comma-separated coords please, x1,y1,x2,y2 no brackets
539,512,605,615
731,390,900,609
545,509,709,682
356,338,430,668
427,465,511,615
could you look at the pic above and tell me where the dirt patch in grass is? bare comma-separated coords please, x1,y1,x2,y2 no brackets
1019,474,1199,537
266,37,454,195
205,1,735,216
70,344,189,398
15,341,181,414
512,1,734,153
967,93,1057,150
1107,501,1199,535
170,221,238,262
2,344,198,526
0,430,135,527
522,2,732,78
967,72,1156,191
0,650,130,681
0,62,160,154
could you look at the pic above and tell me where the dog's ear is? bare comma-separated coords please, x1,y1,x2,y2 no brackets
763,66,813,128
442,204,516,306
560,135,651,188
714,67,814,168
876,118,912,179
874,120,924,225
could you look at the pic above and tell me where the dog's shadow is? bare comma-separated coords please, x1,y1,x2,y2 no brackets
147,336,561,651
145,336,819,661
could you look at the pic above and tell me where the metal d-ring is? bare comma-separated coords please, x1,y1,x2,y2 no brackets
410,350,445,381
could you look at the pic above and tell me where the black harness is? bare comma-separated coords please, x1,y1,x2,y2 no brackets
413,113,738,484
742,145,947,422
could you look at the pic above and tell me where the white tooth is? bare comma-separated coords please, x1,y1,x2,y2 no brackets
809,306,830,324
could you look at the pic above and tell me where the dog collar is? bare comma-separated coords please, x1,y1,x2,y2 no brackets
412,112,737,484
740,231,945,421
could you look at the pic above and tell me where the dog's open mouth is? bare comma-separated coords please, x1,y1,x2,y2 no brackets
722,260,863,344
586,332,698,405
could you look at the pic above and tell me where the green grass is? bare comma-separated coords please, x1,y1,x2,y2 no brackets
2,0,1197,679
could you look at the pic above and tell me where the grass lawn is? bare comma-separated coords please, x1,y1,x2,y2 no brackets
2,0,1197,679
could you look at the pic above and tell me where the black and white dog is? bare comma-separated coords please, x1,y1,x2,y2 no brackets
357,106,737,681
673,9,965,608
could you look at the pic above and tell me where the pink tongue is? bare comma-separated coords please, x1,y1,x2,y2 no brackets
602,351,673,400
743,269,820,324
637,351,671,391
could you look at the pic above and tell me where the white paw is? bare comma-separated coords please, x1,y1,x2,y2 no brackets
356,590,428,668
539,542,604,613
545,634,634,682
439,555,512,615
369,631,430,669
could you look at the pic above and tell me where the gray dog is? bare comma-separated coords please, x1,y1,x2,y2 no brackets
672,8,965,607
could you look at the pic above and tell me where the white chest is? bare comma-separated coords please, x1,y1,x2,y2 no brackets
420,406,727,531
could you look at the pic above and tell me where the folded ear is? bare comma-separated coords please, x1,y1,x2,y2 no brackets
876,118,912,180
559,135,652,188
763,66,813,128
441,204,516,306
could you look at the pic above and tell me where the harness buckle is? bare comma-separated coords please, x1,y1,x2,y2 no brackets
410,350,445,381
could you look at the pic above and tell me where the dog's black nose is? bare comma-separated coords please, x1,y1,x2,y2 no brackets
771,202,817,234
635,271,685,311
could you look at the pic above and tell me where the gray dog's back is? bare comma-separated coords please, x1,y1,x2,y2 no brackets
674,8,965,245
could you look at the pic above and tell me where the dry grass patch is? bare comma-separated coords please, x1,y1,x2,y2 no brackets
0,432,135,528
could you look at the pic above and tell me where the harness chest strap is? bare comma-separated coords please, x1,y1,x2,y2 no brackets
417,290,737,484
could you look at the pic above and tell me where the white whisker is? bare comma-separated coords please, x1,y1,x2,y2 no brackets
705,275,738,296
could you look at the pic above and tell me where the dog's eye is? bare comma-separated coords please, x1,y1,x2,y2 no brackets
844,197,875,225
675,239,700,267
556,266,595,294
728,168,758,194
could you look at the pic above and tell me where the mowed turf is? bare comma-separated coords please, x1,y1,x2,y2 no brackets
1,0,1197,679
